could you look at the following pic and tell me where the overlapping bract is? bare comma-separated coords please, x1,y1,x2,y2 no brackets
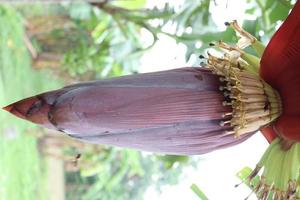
3,68,253,155
260,0,300,141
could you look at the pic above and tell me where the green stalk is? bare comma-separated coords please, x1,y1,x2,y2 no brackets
241,53,260,74
241,63,258,75
190,184,209,200
252,40,265,57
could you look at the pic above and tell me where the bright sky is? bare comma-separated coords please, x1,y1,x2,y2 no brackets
140,0,268,199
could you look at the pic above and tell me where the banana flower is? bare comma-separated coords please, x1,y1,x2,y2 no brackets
3,1,300,199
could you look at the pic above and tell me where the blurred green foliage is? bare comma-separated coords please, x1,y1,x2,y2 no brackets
0,6,63,200
191,183,209,200
19,0,293,78
65,149,188,200
0,0,294,200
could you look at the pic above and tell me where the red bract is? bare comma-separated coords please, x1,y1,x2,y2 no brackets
260,0,300,141
3,68,253,155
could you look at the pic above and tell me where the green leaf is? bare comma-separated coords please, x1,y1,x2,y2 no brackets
176,28,236,44
269,1,290,24
121,8,174,22
190,184,209,200
112,0,146,10
69,2,92,20
202,0,210,25
156,155,188,169
265,0,274,10
243,19,258,37
175,3,199,28
245,7,256,14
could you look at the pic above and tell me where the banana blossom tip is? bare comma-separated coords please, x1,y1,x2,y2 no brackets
3,68,256,155
3,105,13,112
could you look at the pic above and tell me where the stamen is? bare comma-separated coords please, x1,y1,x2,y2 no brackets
206,52,282,137
227,20,256,49
244,189,254,200
199,54,206,59
210,20,298,200
224,21,230,26
223,130,235,135
223,92,231,97
220,120,230,126
219,86,225,91
218,41,236,51
219,77,227,82
222,101,232,106
200,62,207,67
222,112,233,118
225,85,232,90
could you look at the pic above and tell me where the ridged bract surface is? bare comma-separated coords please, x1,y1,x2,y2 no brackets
4,67,253,155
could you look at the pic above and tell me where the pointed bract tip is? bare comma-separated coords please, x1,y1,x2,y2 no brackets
2,96,41,120
2,97,53,127
2,102,27,120
2,104,13,112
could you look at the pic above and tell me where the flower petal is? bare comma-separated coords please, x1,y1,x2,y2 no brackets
276,115,300,141
260,1,300,89
3,67,254,155
260,125,277,143
260,1,300,141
